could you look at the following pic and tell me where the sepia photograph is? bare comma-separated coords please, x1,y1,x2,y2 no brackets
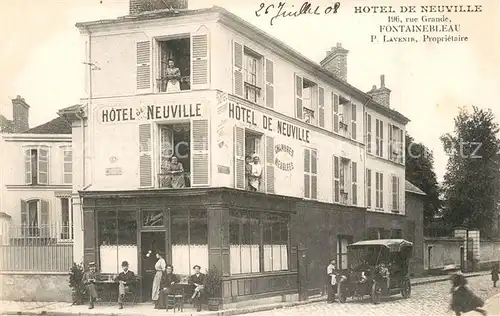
0,0,499,315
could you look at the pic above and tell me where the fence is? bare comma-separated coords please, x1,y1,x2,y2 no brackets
0,224,73,272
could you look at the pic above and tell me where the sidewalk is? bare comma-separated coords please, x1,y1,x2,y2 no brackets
0,271,489,316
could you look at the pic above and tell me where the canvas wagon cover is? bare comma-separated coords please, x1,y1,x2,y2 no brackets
348,239,413,252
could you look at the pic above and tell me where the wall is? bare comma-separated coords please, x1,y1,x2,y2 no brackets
479,240,500,269
0,273,71,302
424,237,464,271
405,192,425,276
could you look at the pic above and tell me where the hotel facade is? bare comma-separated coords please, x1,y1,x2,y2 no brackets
61,5,420,305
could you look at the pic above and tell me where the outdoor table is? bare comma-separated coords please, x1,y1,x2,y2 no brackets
95,279,118,302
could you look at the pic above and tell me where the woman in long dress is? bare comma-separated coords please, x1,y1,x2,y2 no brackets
152,251,166,308
165,59,181,93
248,154,262,191
167,155,185,188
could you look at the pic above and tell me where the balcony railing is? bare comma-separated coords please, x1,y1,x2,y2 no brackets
158,172,191,188
156,76,191,93
340,191,349,205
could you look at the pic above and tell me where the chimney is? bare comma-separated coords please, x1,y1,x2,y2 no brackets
320,42,349,82
12,95,30,132
129,0,188,15
367,75,391,107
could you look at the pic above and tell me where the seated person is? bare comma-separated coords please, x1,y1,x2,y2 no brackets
114,261,136,309
82,262,100,309
156,264,180,309
189,265,206,312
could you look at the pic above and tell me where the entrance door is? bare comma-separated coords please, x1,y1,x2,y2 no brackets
140,231,166,302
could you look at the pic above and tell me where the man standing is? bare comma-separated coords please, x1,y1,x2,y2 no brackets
82,262,99,309
189,265,206,312
115,261,136,309
326,258,338,303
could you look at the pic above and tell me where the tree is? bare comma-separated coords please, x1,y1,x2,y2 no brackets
440,106,500,238
405,133,441,225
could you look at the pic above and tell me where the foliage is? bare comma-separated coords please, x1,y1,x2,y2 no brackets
137,0,187,13
69,262,85,305
405,133,442,225
204,265,222,298
440,106,500,238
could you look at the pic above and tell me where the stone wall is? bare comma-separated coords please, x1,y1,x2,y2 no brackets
424,237,464,271
0,272,71,302
479,240,500,270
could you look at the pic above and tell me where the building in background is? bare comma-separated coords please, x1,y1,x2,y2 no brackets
59,4,423,306
0,96,30,133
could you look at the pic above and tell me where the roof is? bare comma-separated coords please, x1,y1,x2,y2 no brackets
58,104,83,114
405,180,426,196
75,6,409,124
348,239,413,252
0,212,11,219
24,116,71,134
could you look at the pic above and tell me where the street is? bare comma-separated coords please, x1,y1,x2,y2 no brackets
251,275,500,316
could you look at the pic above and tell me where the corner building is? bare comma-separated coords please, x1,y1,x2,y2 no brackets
62,5,414,306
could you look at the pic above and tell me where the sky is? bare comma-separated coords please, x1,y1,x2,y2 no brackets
1,0,499,181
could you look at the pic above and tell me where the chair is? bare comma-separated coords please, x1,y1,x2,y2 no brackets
166,284,185,312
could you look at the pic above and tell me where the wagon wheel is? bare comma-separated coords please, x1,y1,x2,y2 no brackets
401,279,411,298
338,291,347,303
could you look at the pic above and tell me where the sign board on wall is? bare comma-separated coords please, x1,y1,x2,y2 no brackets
98,103,203,123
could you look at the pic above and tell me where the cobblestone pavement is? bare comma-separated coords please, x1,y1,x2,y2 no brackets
250,275,500,316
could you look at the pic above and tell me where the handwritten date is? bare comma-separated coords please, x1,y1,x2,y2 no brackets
256,1,341,26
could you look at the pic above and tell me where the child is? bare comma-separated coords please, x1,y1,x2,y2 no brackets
492,264,499,288
450,273,487,316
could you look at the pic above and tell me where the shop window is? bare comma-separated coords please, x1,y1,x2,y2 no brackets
142,210,164,227
337,236,351,270
60,198,73,240
97,211,137,274
156,36,191,92
24,147,49,185
171,210,208,276
263,214,288,272
20,199,49,237
158,124,191,188
230,211,260,274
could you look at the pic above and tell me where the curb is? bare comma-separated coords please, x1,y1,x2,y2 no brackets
1,272,490,316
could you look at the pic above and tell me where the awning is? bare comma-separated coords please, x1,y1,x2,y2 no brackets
348,239,413,252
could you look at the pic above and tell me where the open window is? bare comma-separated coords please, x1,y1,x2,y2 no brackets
244,48,263,104
332,94,351,137
158,123,191,188
301,79,318,125
24,147,49,185
234,127,269,192
156,35,191,93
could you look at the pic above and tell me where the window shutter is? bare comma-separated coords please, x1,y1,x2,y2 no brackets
318,87,325,128
38,148,49,185
332,93,339,133
25,149,32,185
351,103,357,140
139,123,153,187
191,119,210,186
351,161,357,205
136,41,152,93
40,200,50,237
265,59,274,108
388,123,393,160
295,74,303,119
311,150,317,200
63,149,72,184
380,173,384,208
367,114,372,153
303,148,310,198
380,122,384,157
265,136,275,194
191,30,210,90
234,126,245,189
333,155,339,202
366,169,371,208
399,129,404,163
233,41,244,97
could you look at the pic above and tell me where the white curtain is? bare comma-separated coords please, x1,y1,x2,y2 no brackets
251,245,260,273
230,244,260,274
280,245,288,270
230,245,241,274
99,245,137,274
263,245,273,272
263,244,288,272
172,244,208,276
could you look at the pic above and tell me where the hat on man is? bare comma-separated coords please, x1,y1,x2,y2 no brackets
193,265,201,270
121,261,129,267
89,261,96,266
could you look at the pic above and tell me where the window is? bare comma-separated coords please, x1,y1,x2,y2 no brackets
339,157,350,204
97,210,137,274
375,119,384,157
351,161,357,205
391,175,400,213
304,148,318,199
366,113,372,153
333,156,340,202
366,169,372,208
24,148,49,185
375,172,384,210
391,229,403,238
389,124,404,163
171,210,208,275
60,198,73,240
351,103,357,140
337,236,351,270
229,211,289,275
230,211,260,274
21,199,49,237
62,148,72,184
244,131,264,192
295,75,318,125
156,36,191,92
244,50,262,103
158,123,191,188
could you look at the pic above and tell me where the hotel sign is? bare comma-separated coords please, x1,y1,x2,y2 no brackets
100,104,202,123
275,144,295,171
228,102,311,144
